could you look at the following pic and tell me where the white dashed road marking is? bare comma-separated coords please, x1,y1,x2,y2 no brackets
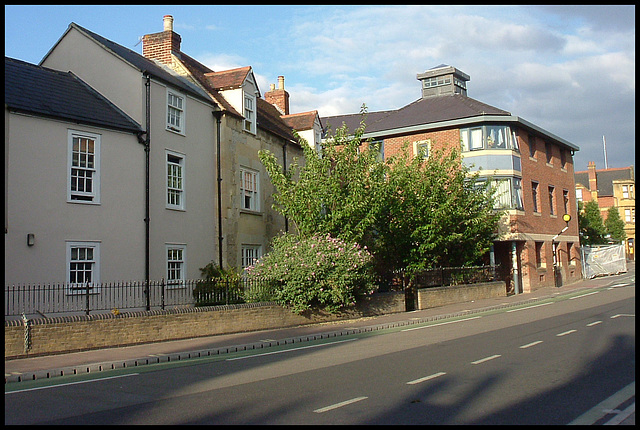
471,354,501,365
406,372,447,385
519,341,543,349
314,397,368,413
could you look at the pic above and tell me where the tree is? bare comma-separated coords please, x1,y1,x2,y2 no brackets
604,206,626,243
578,200,607,245
375,142,503,276
259,111,502,283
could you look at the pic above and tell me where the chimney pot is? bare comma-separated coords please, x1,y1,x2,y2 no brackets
278,76,285,90
164,15,173,32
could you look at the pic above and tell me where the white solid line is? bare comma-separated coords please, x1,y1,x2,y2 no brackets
471,354,501,365
568,381,635,425
506,302,553,312
519,340,543,349
401,316,481,332
569,291,599,299
5,373,140,394
225,338,357,361
604,402,635,425
406,372,447,385
587,321,603,327
556,329,577,337
611,314,635,319
313,396,368,413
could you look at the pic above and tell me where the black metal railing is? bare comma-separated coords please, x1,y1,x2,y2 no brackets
408,265,500,289
5,277,274,318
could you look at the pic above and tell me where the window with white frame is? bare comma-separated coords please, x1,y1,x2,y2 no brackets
166,245,186,286
242,245,262,271
576,188,583,202
625,208,635,223
370,140,384,162
240,167,259,211
622,185,633,199
413,140,431,160
461,125,518,152
167,90,185,134
486,177,523,210
166,151,185,210
66,241,100,293
244,94,255,134
68,130,100,203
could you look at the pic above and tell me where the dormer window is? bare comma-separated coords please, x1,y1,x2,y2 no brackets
244,94,256,134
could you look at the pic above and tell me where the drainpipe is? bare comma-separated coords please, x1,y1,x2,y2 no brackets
212,110,224,269
143,72,151,310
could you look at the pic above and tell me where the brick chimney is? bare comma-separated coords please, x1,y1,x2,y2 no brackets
587,161,598,199
142,15,181,66
265,76,290,115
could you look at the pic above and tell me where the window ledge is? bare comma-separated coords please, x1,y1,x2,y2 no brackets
240,209,263,216
529,156,537,162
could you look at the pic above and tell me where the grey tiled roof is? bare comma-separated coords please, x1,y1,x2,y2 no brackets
322,94,510,137
575,166,635,196
5,57,142,134
45,23,216,107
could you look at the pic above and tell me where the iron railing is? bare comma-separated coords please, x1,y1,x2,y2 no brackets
5,277,274,319
407,265,500,289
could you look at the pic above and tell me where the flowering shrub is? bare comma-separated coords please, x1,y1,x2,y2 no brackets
245,233,376,314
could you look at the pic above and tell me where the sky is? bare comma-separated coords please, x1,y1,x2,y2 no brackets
4,5,635,172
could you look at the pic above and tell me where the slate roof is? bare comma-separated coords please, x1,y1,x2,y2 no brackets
574,166,635,196
5,57,143,134
322,94,510,137
43,23,216,107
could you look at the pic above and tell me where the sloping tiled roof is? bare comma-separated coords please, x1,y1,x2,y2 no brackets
322,94,510,137
204,66,252,91
175,51,241,117
282,111,320,132
574,166,635,196
5,57,142,134
45,23,216,107
257,98,296,142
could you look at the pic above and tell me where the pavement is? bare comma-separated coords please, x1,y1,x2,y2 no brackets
5,263,635,388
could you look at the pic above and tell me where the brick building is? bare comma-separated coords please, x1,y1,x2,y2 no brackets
322,65,582,294
575,162,635,259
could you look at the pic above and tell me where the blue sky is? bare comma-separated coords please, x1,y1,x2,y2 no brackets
5,5,635,171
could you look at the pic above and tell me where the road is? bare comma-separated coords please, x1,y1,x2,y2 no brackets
5,280,635,424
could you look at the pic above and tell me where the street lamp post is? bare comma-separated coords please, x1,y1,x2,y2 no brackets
552,214,572,288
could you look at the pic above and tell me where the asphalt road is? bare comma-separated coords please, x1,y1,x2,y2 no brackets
5,282,635,424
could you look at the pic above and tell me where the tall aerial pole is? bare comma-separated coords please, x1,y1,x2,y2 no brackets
603,135,609,169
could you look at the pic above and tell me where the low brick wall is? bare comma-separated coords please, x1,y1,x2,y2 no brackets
417,281,506,310
5,292,405,359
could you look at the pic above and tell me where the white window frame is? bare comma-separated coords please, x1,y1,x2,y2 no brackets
241,244,262,271
413,140,431,160
67,130,100,204
166,89,185,134
66,241,100,294
243,94,256,134
240,167,260,212
166,244,186,287
166,150,185,210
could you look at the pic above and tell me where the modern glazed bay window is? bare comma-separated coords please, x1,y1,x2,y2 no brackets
68,131,100,203
240,168,259,212
461,125,519,151
483,177,524,210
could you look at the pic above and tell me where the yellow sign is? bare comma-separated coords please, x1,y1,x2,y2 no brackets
562,214,571,223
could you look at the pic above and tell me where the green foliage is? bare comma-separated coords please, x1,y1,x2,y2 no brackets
193,262,243,306
245,233,376,314
578,200,607,245
259,108,502,284
604,206,626,243
376,144,503,276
